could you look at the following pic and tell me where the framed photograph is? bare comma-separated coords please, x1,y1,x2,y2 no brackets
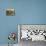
6,8,15,16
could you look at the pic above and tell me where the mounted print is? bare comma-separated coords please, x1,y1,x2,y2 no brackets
18,24,46,42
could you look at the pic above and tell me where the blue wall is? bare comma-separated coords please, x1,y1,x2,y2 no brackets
0,0,46,44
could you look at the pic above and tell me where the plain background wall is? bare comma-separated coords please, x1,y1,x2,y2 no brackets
0,0,46,44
